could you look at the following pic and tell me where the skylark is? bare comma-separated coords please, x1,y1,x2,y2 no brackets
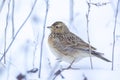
47,21,111,64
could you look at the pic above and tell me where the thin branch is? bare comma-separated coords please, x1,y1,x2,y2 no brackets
86,0,93,69
47,60,61,80
90,2,110,6
4,0,11,63
11,0,15,38
52,61,79,80
69,0,74,24
27,68,38,73
0,0,38,62
111,0,120,70
38,0,49,78
83,74,88,80
32,34,39,68
0,0,6,13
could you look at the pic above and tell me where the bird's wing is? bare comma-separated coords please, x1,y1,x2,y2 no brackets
60,33,111,62
60,32,96,50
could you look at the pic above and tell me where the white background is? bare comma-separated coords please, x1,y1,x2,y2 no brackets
0,0,120,80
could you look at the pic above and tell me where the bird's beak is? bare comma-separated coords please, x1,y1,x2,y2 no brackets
47,26,52,28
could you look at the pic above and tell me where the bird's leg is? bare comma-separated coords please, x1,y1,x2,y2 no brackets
65,60,80,70
67,60,75,69
53,60,81,80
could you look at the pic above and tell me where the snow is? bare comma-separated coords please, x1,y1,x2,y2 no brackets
0,0,120,80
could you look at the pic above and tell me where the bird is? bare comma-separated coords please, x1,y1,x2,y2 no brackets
47,21,111,64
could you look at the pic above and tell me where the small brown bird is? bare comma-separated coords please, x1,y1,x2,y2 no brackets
47,21,111,64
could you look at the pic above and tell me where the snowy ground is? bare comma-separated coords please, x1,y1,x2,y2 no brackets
0,0,120,80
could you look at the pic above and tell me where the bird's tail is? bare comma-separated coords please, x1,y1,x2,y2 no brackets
91,51,111,62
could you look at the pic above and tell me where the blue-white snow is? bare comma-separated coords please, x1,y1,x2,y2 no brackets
0,0,120,80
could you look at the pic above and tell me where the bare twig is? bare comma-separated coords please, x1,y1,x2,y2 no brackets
50,60,78,80
11,0,15,38
4,0,11,63
52,61,79,80
83,74,88,80
38,0,49,78
52,67,70,80
69,0,74,24
111,0,120,70
0,0,38,62
32,34,39,68
27,68,38,73
86,0,93,69
25,34,39,75
90,2,110,6
0,0,6,13
47,60,61,80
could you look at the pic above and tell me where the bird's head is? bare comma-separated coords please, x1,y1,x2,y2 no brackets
47,21,69,33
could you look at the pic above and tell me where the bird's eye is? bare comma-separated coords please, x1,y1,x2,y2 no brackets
55,26,59,28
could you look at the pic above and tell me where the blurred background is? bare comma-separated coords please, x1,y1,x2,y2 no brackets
0,0,120,80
